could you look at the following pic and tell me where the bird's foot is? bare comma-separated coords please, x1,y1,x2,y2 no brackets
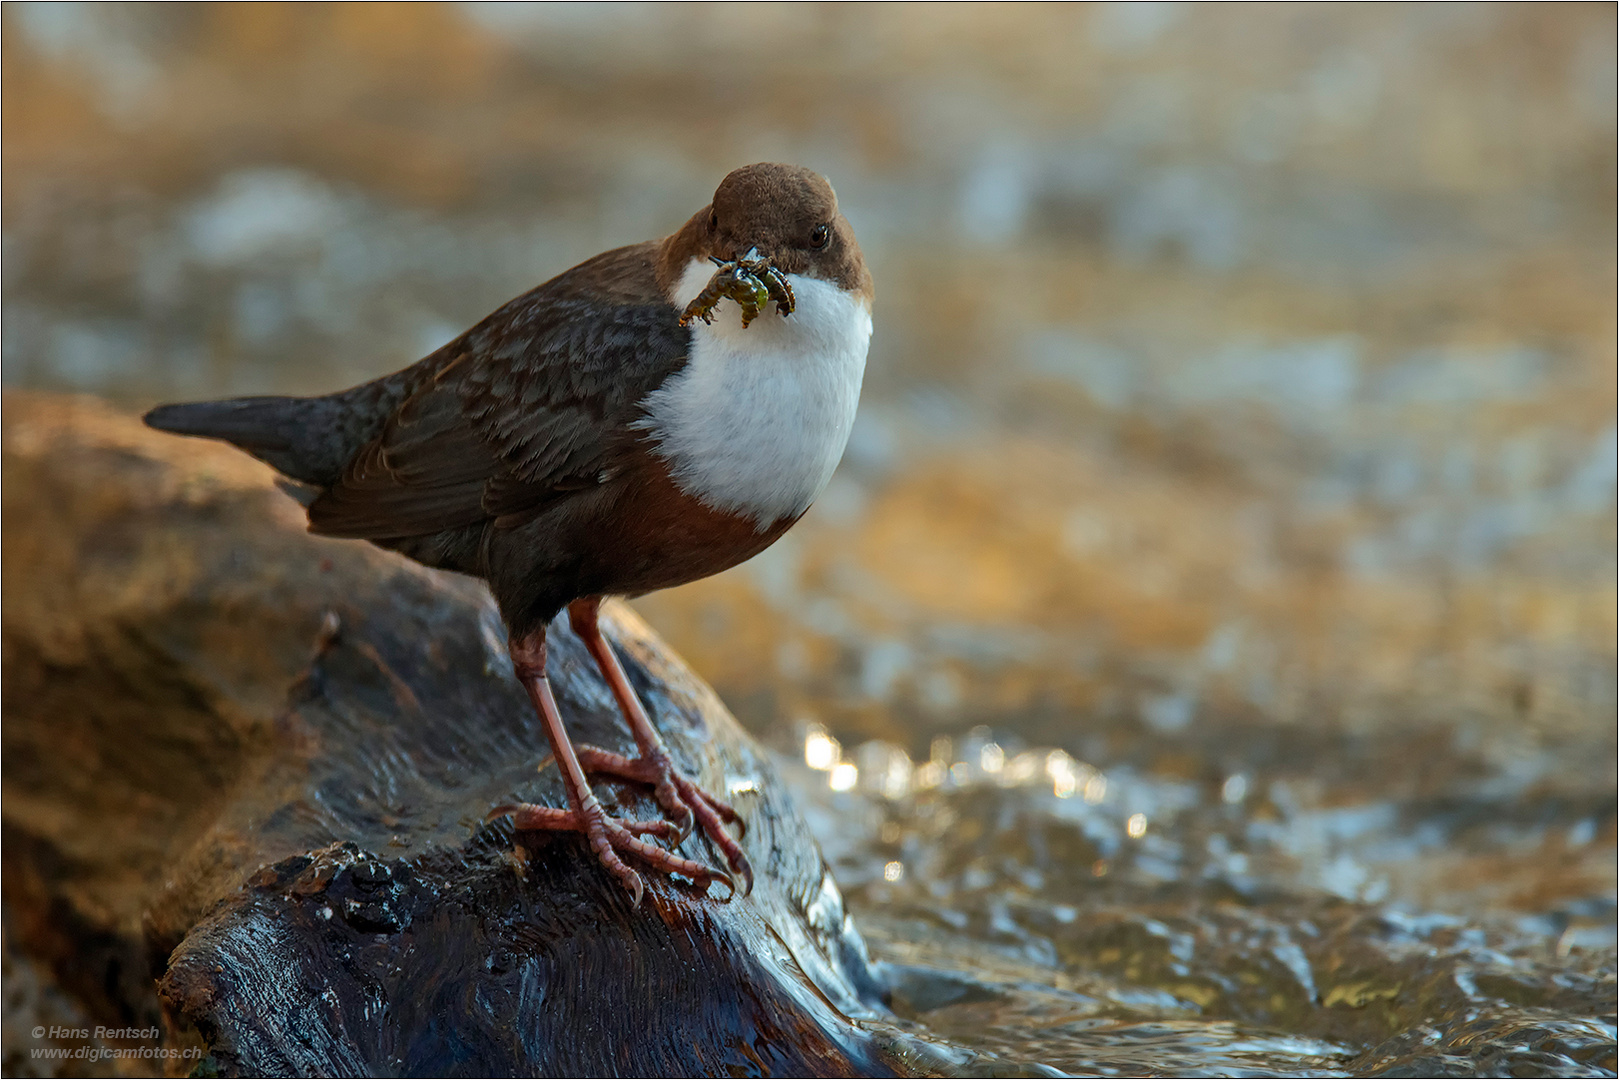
574,744,755,898
487,796,736,907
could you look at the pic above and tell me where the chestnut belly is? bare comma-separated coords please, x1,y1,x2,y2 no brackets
585,463,799,598
476,454,802,636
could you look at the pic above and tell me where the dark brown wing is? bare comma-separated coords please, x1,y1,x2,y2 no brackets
308,254,688,541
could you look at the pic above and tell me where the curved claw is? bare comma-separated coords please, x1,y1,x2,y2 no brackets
702,866,739,902
667,803,696,844
646,774,696,844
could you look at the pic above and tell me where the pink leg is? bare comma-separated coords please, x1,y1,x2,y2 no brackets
488,628,735,906
568,597,754,897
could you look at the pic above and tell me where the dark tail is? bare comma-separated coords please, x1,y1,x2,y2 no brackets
144,351,448,486
144,396,348,486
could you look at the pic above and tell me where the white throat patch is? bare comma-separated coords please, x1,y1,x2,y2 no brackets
635,257,871,527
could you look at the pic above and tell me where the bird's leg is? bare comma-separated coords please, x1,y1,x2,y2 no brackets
567,597,755,897
487,628,735,905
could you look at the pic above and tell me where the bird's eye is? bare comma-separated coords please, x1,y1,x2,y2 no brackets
809,224,831,249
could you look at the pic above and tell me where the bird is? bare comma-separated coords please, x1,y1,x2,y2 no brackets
144,163,873,905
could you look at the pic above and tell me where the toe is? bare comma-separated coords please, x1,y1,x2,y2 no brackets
731,857,755,899
620,819,681,842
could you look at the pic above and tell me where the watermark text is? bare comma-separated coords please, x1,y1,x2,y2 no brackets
25,1027,201,1062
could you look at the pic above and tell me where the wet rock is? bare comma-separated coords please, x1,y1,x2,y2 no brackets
1,392,904,1077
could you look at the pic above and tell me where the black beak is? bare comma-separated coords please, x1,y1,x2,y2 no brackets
714,245,766,268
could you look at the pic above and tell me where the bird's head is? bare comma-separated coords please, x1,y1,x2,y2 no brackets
660,163,871,304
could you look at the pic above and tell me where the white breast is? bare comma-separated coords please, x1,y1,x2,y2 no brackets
635,257,871,528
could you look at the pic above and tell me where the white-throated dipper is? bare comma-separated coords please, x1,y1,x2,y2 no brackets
145,163,872,904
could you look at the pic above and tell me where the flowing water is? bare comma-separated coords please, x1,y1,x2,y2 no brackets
3,5,1614,1075
777,729,1614,1075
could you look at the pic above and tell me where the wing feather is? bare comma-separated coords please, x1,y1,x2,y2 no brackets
308,245,687,540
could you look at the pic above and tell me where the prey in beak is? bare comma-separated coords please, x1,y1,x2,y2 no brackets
678,246,796,328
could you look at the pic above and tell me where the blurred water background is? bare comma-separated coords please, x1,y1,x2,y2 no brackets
3,4,1615,1074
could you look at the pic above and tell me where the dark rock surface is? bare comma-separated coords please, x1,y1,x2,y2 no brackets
2,392,909,1077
